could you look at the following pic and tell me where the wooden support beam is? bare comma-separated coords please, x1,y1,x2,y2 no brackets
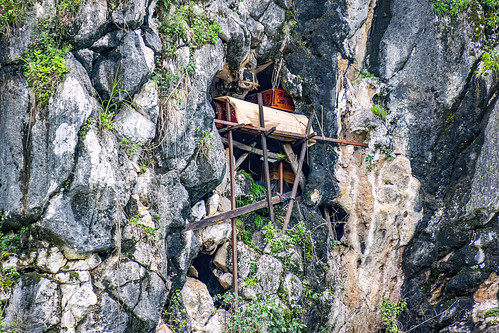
214,119,368,147
282,118,313,232
264,127,277,137
282,144,306,191
293,131,317,147
184,192,301,231
220,137,285,161
323,206,334,243
217,123,245,135
258,93,275,223
279,161,283,195
226,100,238,295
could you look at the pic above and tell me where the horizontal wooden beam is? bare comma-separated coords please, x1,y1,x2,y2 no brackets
184,192,300,232
214,119,368,147
220,137,285,161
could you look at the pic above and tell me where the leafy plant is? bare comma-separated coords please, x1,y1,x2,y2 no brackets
484,307,499,318
157,2,221,57
365,154,375,171
371,104,389,119
98,68,129,130
0,309,17,333
22,0,82,106
379,297,407,333
0,0,35,35
479,50,499,75
78,117,94,139
196,127,216,157
214,292,306,333
163,290,187,332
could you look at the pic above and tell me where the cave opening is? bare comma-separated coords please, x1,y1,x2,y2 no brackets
192,252,226,298
321,204,349,240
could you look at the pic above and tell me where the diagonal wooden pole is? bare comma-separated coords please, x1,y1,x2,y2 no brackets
257,93,275,223
282,117,313,232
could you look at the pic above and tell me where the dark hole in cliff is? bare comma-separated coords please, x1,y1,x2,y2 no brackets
192,253,225,297
321,203,348,240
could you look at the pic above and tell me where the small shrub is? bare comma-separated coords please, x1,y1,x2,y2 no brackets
371,104,389,119
484,307,499,318
196,127,216,157
380,297,407,333
163,290,187,332
214,292,306,333
0,0,35,35
479,50,499,75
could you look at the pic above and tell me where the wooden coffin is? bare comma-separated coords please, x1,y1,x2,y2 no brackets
245,88,295,113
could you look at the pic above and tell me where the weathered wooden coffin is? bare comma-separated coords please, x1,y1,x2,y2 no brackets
245,88,295,113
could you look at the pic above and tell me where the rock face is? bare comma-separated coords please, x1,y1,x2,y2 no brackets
0,0,497,332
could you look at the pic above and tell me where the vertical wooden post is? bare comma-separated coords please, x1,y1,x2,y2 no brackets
282,117,313,232
323,206,334,243
257,93,275,223
279,161,283,195
226,99,238,295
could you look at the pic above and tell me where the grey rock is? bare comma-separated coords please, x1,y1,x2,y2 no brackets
117,30,155,98
74,48,96,73
170,230,200,289
77,292,129,333
133,271,167,329
241,0,271,19
90,30,126,53
181,277,215,331
191,200,206,221
111,0,147,30
132,80,160,124
0,68,30,222
196,222,231,255
25,55,97,218
73,0,109,48
246,16,265,47
281,273,303,304
35,128,122,258
254,254,282,295
92,54,120,101
4,277,60,332
206,193,220,217
213,242,230,272
142,27,162,54
113,105,156,144
259,2,286,36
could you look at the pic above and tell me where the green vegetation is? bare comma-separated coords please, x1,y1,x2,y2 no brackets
263,221,312,259
196,127,216,157
214,292,306,333
244,260,259,286
128,213,159,239
430,0,499,73
484,307,499,317
22,0,82,106
479,49,499,75
365,154,375,171
379,297,407,333
0,0,35,35
98,68,130,131
355,66,381,82
371,104,389,119
381,147,397,161
157,2,221,57
163,290,187,332
0,309,17,333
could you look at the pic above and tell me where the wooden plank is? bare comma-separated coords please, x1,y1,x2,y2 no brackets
220,137,285,161
282,144,306,191
258,93,275,223
183,192,301,231
283,118,313,232
279,161,283,195
214,119,368,147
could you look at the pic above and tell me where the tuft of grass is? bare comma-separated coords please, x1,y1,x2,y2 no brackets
371,104,389,119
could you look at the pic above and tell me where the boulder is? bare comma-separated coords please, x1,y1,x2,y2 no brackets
113,105,156,144
73,0,109,48
110,0,148,30
181,278,215,331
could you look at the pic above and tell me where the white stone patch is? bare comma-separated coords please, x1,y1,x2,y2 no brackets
113,106,156,144
36,246,68,273
181,277,215,331
53,123,77,156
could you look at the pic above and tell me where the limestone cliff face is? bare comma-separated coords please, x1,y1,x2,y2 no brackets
0,0,497,332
